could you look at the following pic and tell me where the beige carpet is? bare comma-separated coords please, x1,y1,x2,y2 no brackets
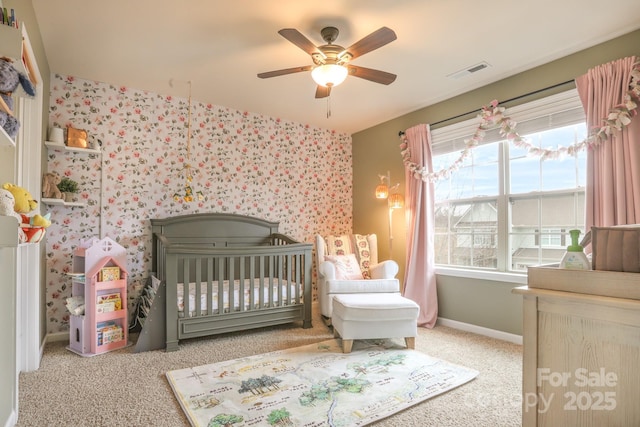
18,306,522,426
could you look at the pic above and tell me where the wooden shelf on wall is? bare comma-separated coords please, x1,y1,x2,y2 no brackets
44,141,101,155
41,197,85,208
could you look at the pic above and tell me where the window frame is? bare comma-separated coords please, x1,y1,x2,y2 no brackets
430,89,586,277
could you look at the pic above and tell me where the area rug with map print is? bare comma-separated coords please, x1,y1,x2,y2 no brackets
166,339,479,427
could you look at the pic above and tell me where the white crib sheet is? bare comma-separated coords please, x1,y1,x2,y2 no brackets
177,279,300,317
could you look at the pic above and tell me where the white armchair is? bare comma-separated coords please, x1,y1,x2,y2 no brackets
315,234,400,324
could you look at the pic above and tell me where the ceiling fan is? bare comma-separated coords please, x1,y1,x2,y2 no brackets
258,26,397,98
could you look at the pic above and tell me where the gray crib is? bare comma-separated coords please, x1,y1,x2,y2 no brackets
149,213,313,352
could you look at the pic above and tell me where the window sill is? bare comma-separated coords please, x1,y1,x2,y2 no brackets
435,266,527,285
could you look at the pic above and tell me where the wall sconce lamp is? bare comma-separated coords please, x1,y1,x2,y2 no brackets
375,171,404,254
375,173,390,199
388,189,404,210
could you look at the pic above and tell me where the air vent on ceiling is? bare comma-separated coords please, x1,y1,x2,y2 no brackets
446,61,491,79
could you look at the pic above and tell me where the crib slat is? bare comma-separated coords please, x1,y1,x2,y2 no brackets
229,256,235,312
258,255,265,308
207,257,213,315
217,256,224,315
249,255,256,310
239,256,245,312
194,257,202,317
296,254,302,304
268,255,274,307
277,254,283,306
182,257,190,317
287,254,296,305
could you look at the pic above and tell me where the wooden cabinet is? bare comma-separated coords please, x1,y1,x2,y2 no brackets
67,237,128,356
514,267,640,426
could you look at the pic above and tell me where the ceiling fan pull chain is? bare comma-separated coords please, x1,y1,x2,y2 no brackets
326,96,331,118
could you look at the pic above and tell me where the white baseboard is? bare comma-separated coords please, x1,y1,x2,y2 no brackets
4,409,17,427
436,317,522,345
46,332,69,343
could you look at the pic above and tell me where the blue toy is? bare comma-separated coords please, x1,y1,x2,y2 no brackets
0,56,36,138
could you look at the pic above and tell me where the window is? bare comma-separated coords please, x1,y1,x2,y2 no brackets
432,90,587,273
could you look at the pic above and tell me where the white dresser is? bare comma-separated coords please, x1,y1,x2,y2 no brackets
514,266,640,426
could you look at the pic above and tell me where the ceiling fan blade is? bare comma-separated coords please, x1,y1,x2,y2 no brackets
348,65,397,85
315,85,331,99
257,65,313,79
340,27,397,60
278,28,325,57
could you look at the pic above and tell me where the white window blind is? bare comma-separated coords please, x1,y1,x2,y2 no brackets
430,89,585,156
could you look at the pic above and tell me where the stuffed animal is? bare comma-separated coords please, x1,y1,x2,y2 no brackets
2,182,38,213
0,56,36,138
42,172,63,199
1,182,49,243
26,212,51,228
0,188,21,223
20,212,50,243
0,188,27,243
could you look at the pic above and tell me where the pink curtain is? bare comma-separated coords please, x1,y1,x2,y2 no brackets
402,124,438,328
576,56,640,230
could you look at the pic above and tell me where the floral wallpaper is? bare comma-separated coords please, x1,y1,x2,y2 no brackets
45,74,353,334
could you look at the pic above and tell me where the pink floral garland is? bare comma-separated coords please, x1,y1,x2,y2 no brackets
401,61,640,182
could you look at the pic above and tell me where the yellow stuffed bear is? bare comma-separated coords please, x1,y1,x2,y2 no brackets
2,182,38,213
1,182,50,243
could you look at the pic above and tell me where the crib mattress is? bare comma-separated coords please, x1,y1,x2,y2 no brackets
177,279,300,317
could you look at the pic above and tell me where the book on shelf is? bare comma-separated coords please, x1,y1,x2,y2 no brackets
66,272,86,283
96,321,123,346
1,7,17,28
100,266,120,282
96,292,121,312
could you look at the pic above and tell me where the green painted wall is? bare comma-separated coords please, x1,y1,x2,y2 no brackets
352,29,640,335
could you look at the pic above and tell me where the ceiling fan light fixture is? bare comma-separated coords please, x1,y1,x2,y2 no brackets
311,64,348,88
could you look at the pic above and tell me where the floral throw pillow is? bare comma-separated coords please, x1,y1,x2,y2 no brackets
352,234,371,279
325,234,372,279
324,254,364,280
325,235,354,256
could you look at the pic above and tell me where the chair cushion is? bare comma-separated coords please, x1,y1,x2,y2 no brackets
325,234,372,278
326,278,400,294
333,293,420,321
324,254,364,280
325,235,354,256
352,234,371,278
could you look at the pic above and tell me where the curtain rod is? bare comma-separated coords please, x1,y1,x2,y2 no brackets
398,79,575,137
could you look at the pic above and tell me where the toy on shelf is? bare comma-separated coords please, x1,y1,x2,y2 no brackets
0,56,36,138
3,182,37,213
1,182,50,243
42,172,63,200
0,188,21,223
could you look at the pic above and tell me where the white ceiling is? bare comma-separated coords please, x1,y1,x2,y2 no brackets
31,0,640,135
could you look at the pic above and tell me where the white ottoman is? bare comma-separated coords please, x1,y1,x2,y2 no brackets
332,293,420,353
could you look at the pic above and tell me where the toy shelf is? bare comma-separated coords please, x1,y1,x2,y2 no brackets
67,237,129,357
44,140,101,155
0,216,19,247
0,23,38,95
96,278,126,291
41,197,85,208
